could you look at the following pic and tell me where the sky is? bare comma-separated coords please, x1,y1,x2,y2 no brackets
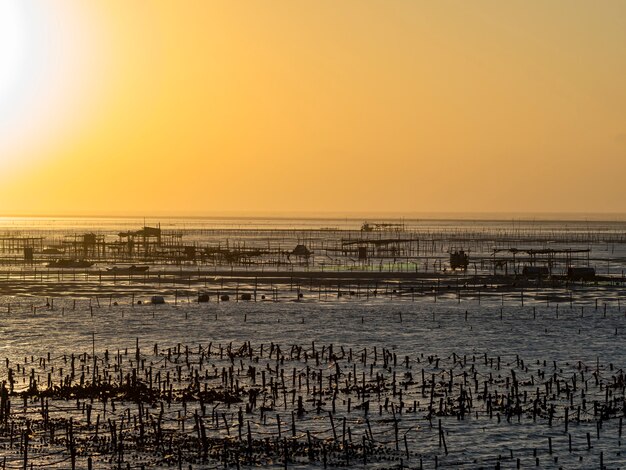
0,0,624,217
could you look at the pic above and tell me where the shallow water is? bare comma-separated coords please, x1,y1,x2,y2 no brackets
0,295,625,468
0,215,625,468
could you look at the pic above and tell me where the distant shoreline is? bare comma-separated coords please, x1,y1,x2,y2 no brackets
2,211,626,223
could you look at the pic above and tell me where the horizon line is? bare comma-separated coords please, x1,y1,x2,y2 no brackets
2,210,626,223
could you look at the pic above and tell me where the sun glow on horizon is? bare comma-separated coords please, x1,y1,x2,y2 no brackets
0,1,109,177
0,1,26,113
0,0,29,173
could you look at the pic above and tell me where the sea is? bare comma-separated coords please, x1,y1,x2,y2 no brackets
0,215,624,468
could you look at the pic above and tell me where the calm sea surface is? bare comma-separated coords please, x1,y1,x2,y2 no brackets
0,216,625,468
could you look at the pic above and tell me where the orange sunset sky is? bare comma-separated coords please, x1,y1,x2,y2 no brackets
0,1,625,216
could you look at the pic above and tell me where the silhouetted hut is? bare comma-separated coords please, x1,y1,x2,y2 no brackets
292,244,311,257
184,246,196,261
567,267,595,281
522,266,549,278
450,250,469,270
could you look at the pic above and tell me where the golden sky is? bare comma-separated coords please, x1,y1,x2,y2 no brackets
0,1,625,216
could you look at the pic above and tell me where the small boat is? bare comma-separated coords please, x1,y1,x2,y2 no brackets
41,248,64,255
47,259,94,269
106,265,150,274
